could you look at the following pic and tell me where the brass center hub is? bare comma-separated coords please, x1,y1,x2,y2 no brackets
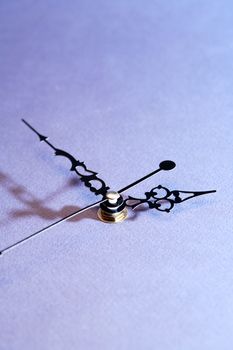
98,191,127,223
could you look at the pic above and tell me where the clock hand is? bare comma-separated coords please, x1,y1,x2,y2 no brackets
118,160,176,194
124,185,216,212
0,198,105,255
22,119,110,198
97,160,176,222
0,162,175,255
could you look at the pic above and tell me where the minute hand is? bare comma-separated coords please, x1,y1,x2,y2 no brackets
22,119,109,198
118,160,176,194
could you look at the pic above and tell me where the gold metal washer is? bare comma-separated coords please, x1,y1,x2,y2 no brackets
97,208,128,223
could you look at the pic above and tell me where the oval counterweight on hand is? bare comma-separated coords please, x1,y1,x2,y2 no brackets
159,160,176,171
118,160,176,194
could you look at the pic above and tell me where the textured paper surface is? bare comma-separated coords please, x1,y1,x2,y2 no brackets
0,1,233,349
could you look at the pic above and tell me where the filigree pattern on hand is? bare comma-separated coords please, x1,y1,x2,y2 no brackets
22,119,109,197
124,185,216,213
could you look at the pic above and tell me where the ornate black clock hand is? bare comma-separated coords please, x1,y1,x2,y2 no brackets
97,160,177,222
22,119,109,198
0,162,175,255
0,159,216,255
124,185,216,213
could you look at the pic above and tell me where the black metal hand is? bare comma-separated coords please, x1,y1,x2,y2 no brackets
0,161,176,255
125,185,216,212
118,160,176,194
22,119,110,198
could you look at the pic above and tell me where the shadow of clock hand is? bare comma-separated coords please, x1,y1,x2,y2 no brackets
11,204,98,222
0,171,98,224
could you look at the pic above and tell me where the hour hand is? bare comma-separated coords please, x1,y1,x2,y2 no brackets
22,119,110,198
124,185,216,213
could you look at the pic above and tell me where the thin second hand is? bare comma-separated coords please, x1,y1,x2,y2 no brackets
118,160,176,194
0,198,106,255
0,160,175,255
118,168,162,194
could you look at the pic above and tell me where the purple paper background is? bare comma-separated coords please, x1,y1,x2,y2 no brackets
0,1,233,349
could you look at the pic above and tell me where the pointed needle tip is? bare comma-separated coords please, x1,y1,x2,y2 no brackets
204,190,217,195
